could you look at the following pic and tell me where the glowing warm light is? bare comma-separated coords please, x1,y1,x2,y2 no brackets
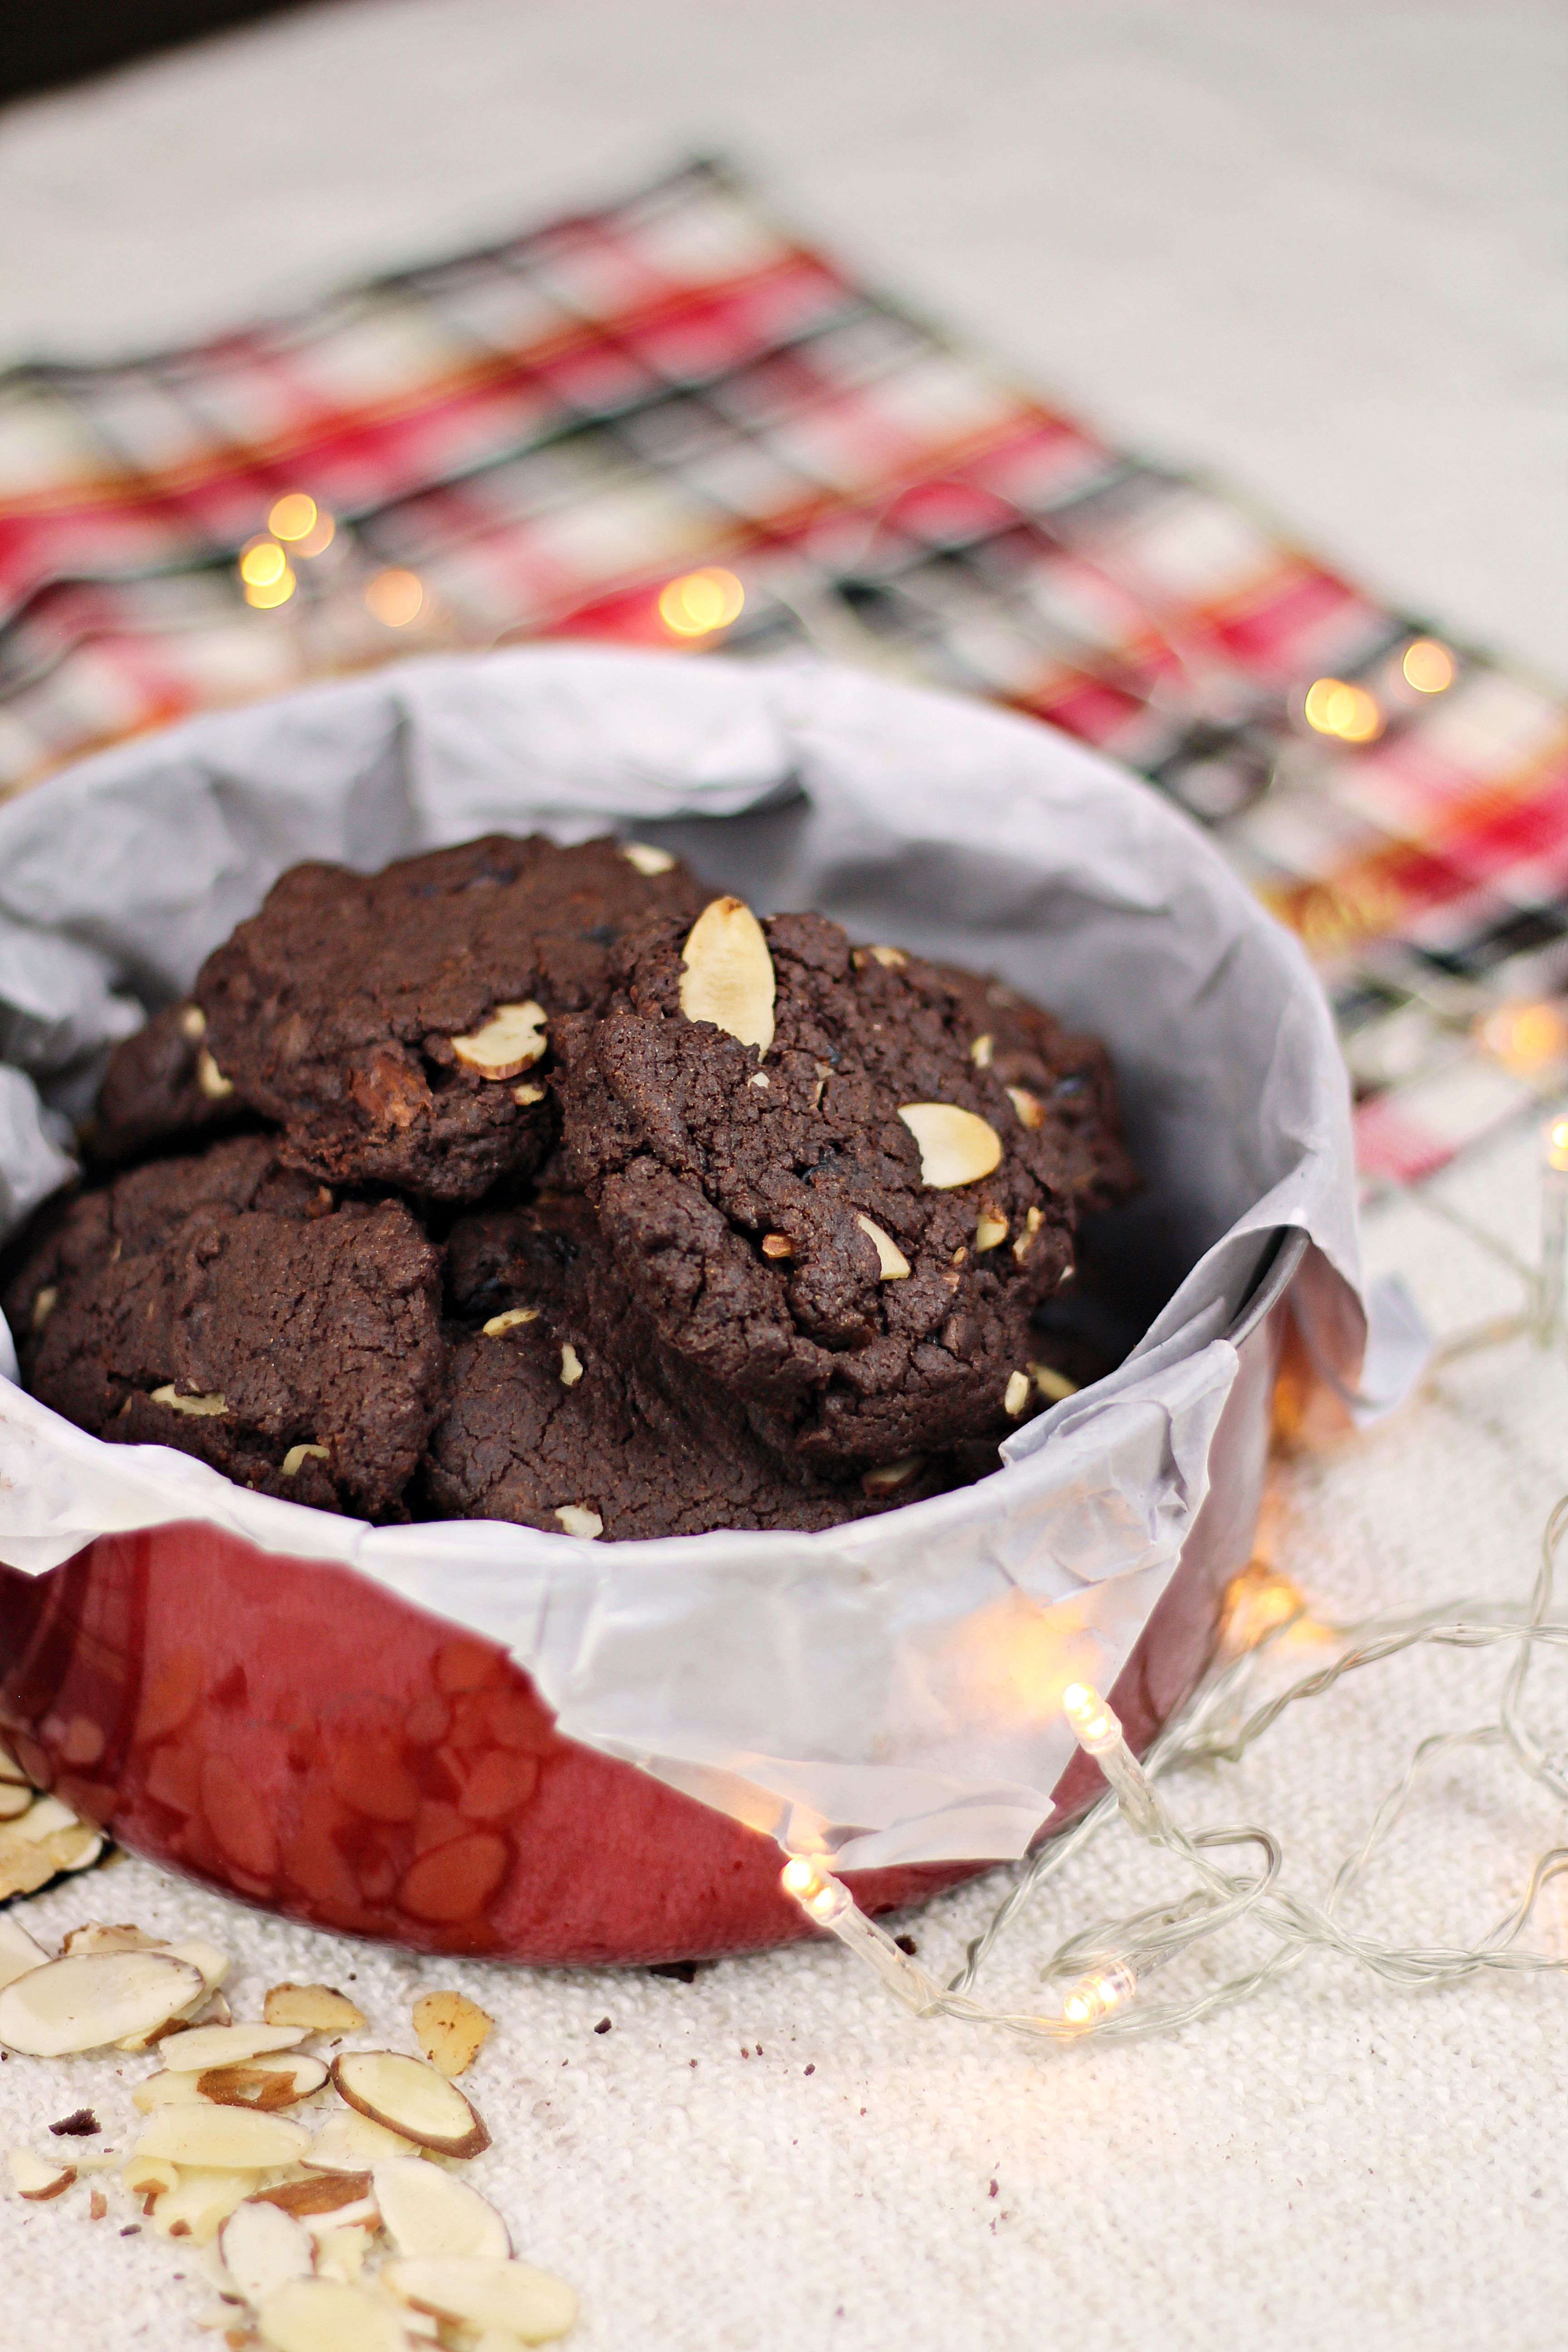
243,563,296,610
1062,1962,1137,2029
781,1857,824,1900
1220,1563,1305,1654
366,569,425,627
268,493,318,543
1062,1681,1118,1754
1478,1001,1568,1077
658,567,745,638
780,1856,849,1925
239,538,287,589
1401,638,1455,695
1545,1117,1568,1177
1303,677,1383,744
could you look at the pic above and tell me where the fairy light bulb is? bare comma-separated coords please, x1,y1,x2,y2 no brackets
658,567,745,638
268,490,336,557
1062,1681,1121,1756
780,1857,850,1925
1062,1961,1138,2028
1302,677,1383,745
1401,638,1455,694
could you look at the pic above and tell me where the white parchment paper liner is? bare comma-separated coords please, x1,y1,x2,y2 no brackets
0,650,1374,1868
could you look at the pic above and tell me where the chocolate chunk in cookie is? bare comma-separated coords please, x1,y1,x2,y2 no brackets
193,835,704,1203
553,905,1097,1471
5,1136,444,1522
90,1000,250,1164
425,1195,954,1539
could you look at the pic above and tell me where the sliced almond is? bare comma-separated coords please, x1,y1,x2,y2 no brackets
0,1949,204,2055
265,1983,366,2035
620,842,676,876
760,1232,794,1260
373,2159,508,2261
220,2198,315,2306
30,1284,59,1331
314,2220,376,2282
481,1308,539,1339
89,2188,108,2220
385,2256,577,2343
974,1211,1009,1252
0,1740,26,1784
165,1939,232,1996
0,1781,31,1822
132,2068,211,2113
558,1344,583,1388
179,1004,207,1041
410,1992,493,2080
331,2053,490,2161
862,1456,923,1495
1005,1084,1044,1131
1032,1361,1079,1403
259,2278,411,2352
152,1384,228,1417
553,1506,602,1541
122,2153,180,2201
866,944,907,969
302,2112,414,2173
511,1082,546,1107
1004,1370,1031,1417
60,1922,159,1957
969,1033,994,1069
197,1048,235,1100
0,1911,47,1991
855,1215,911,1281
10,1794,84,1843
679,897,775,1055
137,2106,312,2170
8,2146,76,2200
200,2056,329,2109
258,2169,374,2216
151,2165,262,2245
450,1003,548,1082
282,1443,329,1477
1013,1205,1044,1263
164,2022,306,2073
897,1103,1002,1189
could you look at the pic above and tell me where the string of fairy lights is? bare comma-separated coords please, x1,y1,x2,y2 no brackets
781,1112,1568,2045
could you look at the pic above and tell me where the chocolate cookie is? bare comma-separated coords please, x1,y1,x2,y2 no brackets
425,1195,954,1539
552,902,1091,1473
934,965,1138,1215
192,835,704,1204
91,1001,248,1163
5,1136,445,1522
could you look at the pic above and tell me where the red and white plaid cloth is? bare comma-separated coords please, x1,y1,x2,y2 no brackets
2,158,1563,1179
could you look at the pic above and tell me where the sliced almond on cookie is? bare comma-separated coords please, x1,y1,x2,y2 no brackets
331,2053,490,2160
553,1505,602,1540
1032,1361,1079,1403
620,842,676,876
373,2159,508,2260
385,2256,577,2343
282,1442,329,1477
897,1103,1002,1189
7,2146,76,2200
0,1949,204,2055
862,1456,923,1495
855,1215,911,1281
1004,1370,1031,1416
258,2278,411,2352
196,1048,235,1100
1005,1084,1044,1131
220,2198,315,2305
974,1210,1009,1252
481,1308,539,1339
411,1990,493,2079
151,1385,228,1417
679,897,775,1055
264,1982,366,2035
450,1003,548,1081
136,2105,312,2170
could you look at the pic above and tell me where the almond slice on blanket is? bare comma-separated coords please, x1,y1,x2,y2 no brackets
0,1911,47,1992
303,2110,416,2172
162,2021,306,2072
150,2164,262,2244
897,1102,1003,1189
122,2152,179,2203
450,1002,548,1081
256,2169,374,2217
220,2198,316,2305
0,1950,204,2054
136,2105,312,2169
331,2052,490,2160
199,2055,330,2109
259,2278,412,2352
411,1990,493,2079
0,1783,32,1821
59,1923,162,1957
679,897,775,1054
263,1982,368,2035
385,2256,577,2343
7,2146,76,2200
373,2159,509,2261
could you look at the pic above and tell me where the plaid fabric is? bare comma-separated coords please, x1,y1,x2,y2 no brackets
2,157,1563,1178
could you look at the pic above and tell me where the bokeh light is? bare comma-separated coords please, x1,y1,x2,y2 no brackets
1547,1116,1568,1176
365,569,425,627
242,562,296,610
1479,1000,1568,1076
658,567,745,638
1303,676,1383,744
238,538,287,589
1401,638,1455,695
268,493,318,543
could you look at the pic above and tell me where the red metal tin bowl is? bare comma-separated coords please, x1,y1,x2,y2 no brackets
0,1233,1302,1966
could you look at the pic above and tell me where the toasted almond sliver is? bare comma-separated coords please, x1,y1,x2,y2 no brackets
1013,1204,1044,1263
1004,1370,1031,1417
1005,1084,1044,1131
257,2168,374,2216
196,1048,235,1101
220,2197,315,2306
969,1032,994,1069
200,2056,330,2109
331,2052,490,2161
679,897,775,1055
481,1308,539,1339
385,2256,577,2342
760,1231,793,1259
862,1456,923,1496
0,1949,204,2056
0,1911,46,1992
854,1215,911,1281
897,1103,1003,1189
410,1991,493,2081
974,1211,1009,1252
282,1443,329,1477
373,2158,509,2261
554,1505,603,1541
1033,1361,1079,1404
621,841,676,876
867,944,907,969
557,1343,583,1387
302,2111,414,2173
258,2278,412,2352
151,1384,228,1418
264,1982,366,2035
136,2105,312,2170
60,1922,160,1957
450,1001,548,1082
30,1284,59,1331
179,1004,207,1041
8,2146,76,2200
150,2165,262,2245
162,2022,306,2073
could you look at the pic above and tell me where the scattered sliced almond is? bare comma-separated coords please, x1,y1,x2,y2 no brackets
897,1103,1002,1189
303,2111,415,2173
862,1456,923,1495
88,2188,107,2220
314,2219,377,2282
137,2106,313,2171
10,1794,86,1844
482,1308,539,1339
331,2053,491,2161
411,1991,493,2080
259,2278,411,2352
258,2169,374,2216
60,1923,160,1958
1004,1370,1031,1417
1005,1084,1044,1131
678,897,775,1055
132,2068,211,2113
163,2023,306,2073
179,1004,207,1041
0,1949,204,2055
558,1344,583,1388
122,2153,180,2201
511,1082,546,1107
265,1983,366,2035
620,841,676,876
974,1211,1009,1252
220,2199,315,2306
749,1070,769,1089
1032,1362,1079,1404
197,1048,235,1100
282,1443,329,1477
970,1033,994,1069
200,2056,330,2109
373,2160,508,2261
8,2146,76,2200
760,1233,794,1260
450,1003,548,1082
0,1911,46,1991
152,1385,228,1418
1013,1205,1044,1263
386,2256,577,2343
165,1939,232,1997
553,1506,603,1540
151,2165,262,2245
29,1286,57,1330
855,1215,910,1281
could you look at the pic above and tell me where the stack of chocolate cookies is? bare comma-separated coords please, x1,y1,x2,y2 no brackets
5,835,1137,1540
